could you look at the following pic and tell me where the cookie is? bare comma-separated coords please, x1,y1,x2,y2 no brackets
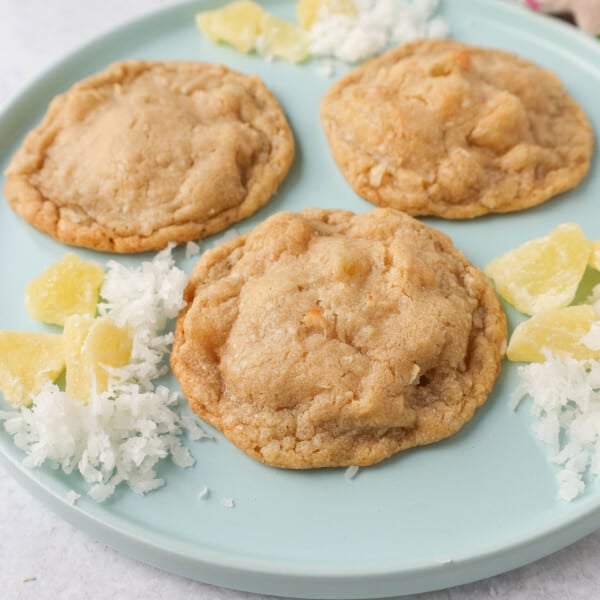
4,61,295,253
171,208,507,469
321,40,593,218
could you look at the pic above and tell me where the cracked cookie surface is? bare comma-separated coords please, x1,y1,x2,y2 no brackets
321,40,593,219
171,208,507,468
4,60,294,252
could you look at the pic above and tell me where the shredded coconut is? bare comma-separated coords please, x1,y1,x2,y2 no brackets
581,321,600,351
181,415,213,441
99,243,186,337
314,60,336,78
0,245,209,502
198,486,210,499
221,497,235,509
211,227,240,247
65,490,81,506
185,240,201,259
512,353,600,501
344,465,359,479
309,0,449,63
580,290,600,349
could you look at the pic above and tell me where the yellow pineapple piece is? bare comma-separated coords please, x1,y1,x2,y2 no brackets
259,13,310,63
507,305,600,363
589,240,600,271
297,0,357,29
83,318,133,393
485,223,591,316
64,315,132,403
25,253,104,326
0,331,65,407
196,0,264,53
63,314,94,403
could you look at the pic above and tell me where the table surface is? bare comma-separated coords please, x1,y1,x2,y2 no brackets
1,1,600,599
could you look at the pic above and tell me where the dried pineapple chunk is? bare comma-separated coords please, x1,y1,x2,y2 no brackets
196,0,309,62
589,240,600,271
83,317,133,388
507,305,600,363
25,253,104,326
0,331,65,407
297,0,357,29
63,315,94,403
64,315,132,403
485,223,591,316
196,0,264,53
259,13,310,63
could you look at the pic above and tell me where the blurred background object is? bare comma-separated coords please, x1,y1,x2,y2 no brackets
522,0,600,35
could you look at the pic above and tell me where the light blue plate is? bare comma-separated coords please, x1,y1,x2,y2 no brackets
1,1,599,597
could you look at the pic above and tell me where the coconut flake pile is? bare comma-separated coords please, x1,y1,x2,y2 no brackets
0,244,210,502
511,354,600,501
310,0,449,64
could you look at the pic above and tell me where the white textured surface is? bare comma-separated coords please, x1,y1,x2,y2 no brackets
1,1,600,599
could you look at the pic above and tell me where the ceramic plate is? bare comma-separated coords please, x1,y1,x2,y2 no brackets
1,1,599,597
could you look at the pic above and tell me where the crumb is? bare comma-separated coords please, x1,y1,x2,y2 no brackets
221,497,235,508
344,465,359,479
211,227,240,247
185,241,201,259
65,490,81,505
315,62,335,78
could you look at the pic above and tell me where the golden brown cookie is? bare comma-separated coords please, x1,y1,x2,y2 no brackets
4,61,295,253
171,208,507,469
321,40,593,219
